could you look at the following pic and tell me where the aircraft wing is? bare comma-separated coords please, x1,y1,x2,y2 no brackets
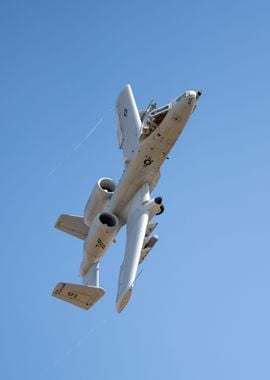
116,185,150,313
115,84,141,165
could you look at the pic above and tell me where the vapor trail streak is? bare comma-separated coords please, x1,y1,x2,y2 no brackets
47,117,103,177
73,117,103,152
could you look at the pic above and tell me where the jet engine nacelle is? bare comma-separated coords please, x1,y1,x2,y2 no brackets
84,177,116,227
80,211,118,276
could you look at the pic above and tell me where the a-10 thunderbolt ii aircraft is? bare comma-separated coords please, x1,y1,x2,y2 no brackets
52,85,201,313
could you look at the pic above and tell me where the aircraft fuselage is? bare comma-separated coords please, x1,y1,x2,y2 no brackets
108,91,197,223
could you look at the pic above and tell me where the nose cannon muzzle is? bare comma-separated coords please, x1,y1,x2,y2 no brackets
196,90,202,99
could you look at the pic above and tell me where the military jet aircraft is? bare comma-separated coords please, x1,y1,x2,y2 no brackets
52,84,201,313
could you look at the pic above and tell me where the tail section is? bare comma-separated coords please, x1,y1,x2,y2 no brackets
52,262,105,310
55,214,89,240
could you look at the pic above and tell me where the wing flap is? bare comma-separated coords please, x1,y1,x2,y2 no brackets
55,214,89,240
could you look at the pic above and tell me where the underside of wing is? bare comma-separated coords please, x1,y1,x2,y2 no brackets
115,84,141,165
55,214,89,240
116,212,149,313
116,184,150,313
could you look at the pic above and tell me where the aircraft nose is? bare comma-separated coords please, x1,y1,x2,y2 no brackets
185,90,202,100
183,91,197,107
186,90,197,98
173,90,202,111
184,90,202,107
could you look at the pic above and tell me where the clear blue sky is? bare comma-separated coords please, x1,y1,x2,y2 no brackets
1,1,270,379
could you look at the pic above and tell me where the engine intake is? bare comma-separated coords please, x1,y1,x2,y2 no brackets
84,177,116,226
99,178,115,193
99,212,117,227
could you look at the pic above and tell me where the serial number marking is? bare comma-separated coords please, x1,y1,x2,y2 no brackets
67,292,77,298
96,238,106,249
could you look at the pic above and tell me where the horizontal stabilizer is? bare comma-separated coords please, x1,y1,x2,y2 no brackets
52,282,105,310
55,214,89,240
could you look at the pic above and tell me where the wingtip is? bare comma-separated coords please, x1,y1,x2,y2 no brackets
116,288,133,313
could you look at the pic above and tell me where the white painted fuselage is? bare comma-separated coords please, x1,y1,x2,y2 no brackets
108,91,197,223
